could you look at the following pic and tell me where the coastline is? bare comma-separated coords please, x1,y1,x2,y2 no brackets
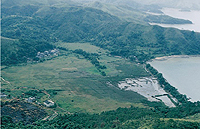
150,8,200,32
150,55,200,61
148,55,200,102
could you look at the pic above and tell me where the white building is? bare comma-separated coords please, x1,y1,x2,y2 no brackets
44,100,55,107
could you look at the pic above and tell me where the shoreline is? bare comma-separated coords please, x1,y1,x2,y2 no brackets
149,55,200,62
117,77,176,107
148,55,200,102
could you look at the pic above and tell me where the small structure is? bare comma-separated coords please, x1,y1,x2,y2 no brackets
44,100,55,107
36,49,59,59
26,97,36,103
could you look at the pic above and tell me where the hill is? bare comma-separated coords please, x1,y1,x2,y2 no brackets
2,106,200,128
1,0,200,128
1,3,200,65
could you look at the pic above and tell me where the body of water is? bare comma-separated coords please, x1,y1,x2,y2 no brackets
150,8,200,32
149,57,200,102
149,8,200,102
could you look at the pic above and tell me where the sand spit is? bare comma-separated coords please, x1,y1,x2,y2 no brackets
117,77,176,107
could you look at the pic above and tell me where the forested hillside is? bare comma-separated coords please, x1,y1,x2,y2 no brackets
1,0,200,128
2,2,200,65
2,106,200,128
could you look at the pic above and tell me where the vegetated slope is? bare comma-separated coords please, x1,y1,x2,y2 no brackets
82,1,148,24
2,4,200,65
82,1,192,24
2,106,200,128
1,100,47,124
1,38,54,65
1,0,76,7
81,0,163,13
36,6,121,42
91,23,200,63
1,1,200,128
144,15,192,24
1,5,121,42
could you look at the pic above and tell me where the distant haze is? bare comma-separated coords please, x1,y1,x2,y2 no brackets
73,0,200,10
126,0,200,10
7,0,199,10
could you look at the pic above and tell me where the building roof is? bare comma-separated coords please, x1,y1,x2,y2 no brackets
44,100,54,105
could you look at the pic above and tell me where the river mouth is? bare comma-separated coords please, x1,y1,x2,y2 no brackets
148,55,200,102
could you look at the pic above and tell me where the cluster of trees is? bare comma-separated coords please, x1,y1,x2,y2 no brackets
93,24,200,63
1,101,47,126
1,106,199,128
144,15,192,24
1,39,54,66
2,3,200,128
73,49,107,76
146,64,188,103
2,4,200,66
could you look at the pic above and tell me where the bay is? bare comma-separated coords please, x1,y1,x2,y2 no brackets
149,57,200,102
150,8,200,32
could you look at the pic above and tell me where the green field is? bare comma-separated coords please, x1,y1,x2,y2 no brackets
2,1,200,128
1,43,149,114
56,42,108,54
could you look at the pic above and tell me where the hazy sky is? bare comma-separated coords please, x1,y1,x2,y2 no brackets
132,0,200,9
2,0,200,10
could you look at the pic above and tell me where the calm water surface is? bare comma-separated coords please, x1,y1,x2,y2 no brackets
149,8,200,101
149,57,200,102
150,8,200,32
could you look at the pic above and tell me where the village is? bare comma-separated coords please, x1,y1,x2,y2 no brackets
1,92,55,108
36,49,59,59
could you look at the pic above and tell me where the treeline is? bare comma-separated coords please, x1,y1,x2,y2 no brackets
1,106,200,129
1,39,54,66
146,64,188,103
73,49,107,76
144,15,192,24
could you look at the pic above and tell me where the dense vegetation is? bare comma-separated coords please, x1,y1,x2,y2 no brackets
1,105,200,128
1,38,54,65
2,4,200,65
1,0,200,128
1,100,47,125
146,64,188,103
73,49,107,76
144,15,192,24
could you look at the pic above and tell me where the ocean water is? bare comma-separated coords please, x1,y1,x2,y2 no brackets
150,8,200,32
149,57,200,102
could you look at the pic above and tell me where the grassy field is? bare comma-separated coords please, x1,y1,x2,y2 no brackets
1,43,149,114
56,42,108,54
